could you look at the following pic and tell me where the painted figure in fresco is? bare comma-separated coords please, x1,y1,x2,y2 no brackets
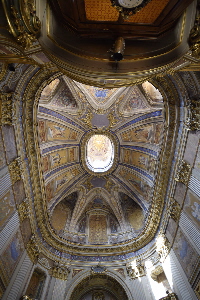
69,148,75,161
78,217,86,233
124,149,130,164
110,218,118,233
138,155,148,167
48,125,65,138
133,127,153,142
38,121,46,142
56,177,68,189
50,153,62,166
69,130,78,140
54,88,77,108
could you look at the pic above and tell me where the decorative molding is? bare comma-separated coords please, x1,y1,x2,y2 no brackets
81,111,93,128
185,99,200,131
169,199,181,223
2,0,41,49
107,112,118,129
91,265,107,274
126,260,146,279
156,234,170,262
51,264,70,280
175,160,191,186
8,158,21,184
151,265,164,281
0,93,14,125
26,235,39,263
17,201,29,222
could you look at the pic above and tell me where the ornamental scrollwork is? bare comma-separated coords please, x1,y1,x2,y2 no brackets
159,292,178,300
169,199,181,222
8,157,22,184
126,260,146,279
107,112,118,129
26,235,39,263
17,201,29,222
0,93,13,125
51,263,70,280
3,0,41,49
175,160,191,186
185,99,200,131
156,234,170,262
81,111,93,128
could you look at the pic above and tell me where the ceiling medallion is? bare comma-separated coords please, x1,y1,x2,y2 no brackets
81,130,119,176
111,0,153,19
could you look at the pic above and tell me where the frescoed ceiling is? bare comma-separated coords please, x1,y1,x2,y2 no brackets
36,75,165,250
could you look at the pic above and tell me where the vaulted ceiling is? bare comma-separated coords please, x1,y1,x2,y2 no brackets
0,0,198,269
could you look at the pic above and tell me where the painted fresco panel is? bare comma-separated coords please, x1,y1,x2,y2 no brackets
89,215,108,244
184,190,200,229
40,78,60,100
122,149,154,171
121,124,154,143
45,166,81,201
81,84,117,103
173,227,199,279
51,202,69,232
0,230,24,281
43,148,77,171
121,123,163,144
142,81,163,102
2,125,17,163
118,168,151,202
55,167,80,192
38,120,46,143
47,121,78,141
50,85,77,108
123,87,148,111
0,129,6,170
0,190,15,230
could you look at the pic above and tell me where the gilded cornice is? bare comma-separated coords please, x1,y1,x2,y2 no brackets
2,0,41,49
20,70,178,260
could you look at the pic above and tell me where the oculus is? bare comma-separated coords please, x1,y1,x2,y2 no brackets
86,134,114,173
81,131,118,176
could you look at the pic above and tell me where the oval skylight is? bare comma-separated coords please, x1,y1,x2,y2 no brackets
86,134,114,173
